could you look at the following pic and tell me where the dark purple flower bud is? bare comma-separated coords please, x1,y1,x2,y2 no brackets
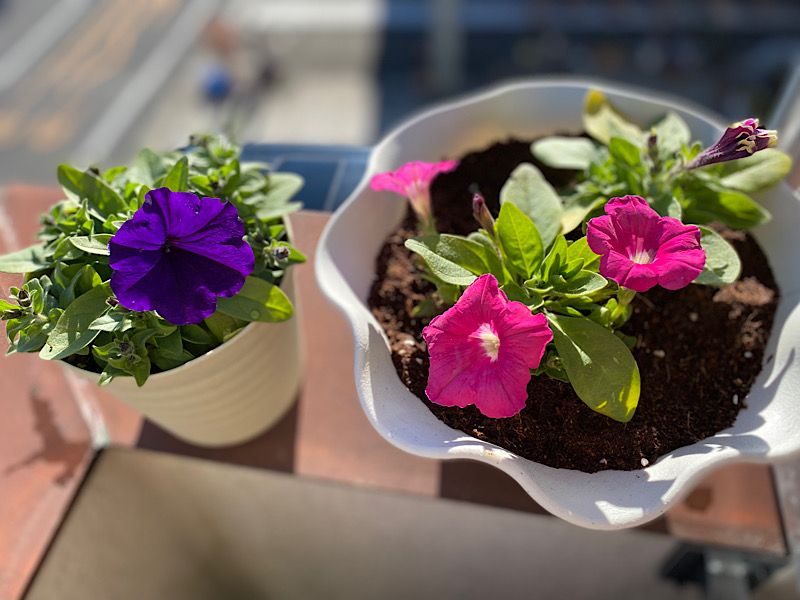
472,193,495,237
108,188,255,325
686,118,777,170
272,246,291,261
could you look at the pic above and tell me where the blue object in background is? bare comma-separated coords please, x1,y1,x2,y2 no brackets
242,144,370,212
201,63,234,103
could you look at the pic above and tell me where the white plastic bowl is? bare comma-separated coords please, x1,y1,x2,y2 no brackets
315,77,800,529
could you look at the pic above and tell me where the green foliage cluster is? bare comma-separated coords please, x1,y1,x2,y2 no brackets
0,134,305,386
407,91,791,422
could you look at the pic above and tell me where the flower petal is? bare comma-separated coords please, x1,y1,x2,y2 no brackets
423,274,552,419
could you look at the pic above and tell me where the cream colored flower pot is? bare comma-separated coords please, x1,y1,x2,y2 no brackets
66,269,302,447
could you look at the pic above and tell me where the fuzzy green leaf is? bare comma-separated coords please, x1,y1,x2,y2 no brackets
530,136,598,170
216,276,293,323
693,226,742,286
560,193,605,234
495,201,544,280
548,313,640,423
57,165,127,216
566,237,601,272
652,111,690,156
553,271,608,297
608,137,641,167
161,156,189,191
69,234,112,256
583,89,643,146
682,180,770,229
405,237,477,286
40,284,111,360
0,244,50,273
500,163,563,248
719,149,793,193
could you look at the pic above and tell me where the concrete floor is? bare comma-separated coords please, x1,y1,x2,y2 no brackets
28,448,703,600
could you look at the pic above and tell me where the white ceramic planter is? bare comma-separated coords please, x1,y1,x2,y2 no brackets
66,269,302,447
316,77,800,529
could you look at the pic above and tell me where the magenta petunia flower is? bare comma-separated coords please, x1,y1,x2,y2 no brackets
422,274,553,419
109,188,255,325
586,195,705,293
370,160,458,231
686,118,777,170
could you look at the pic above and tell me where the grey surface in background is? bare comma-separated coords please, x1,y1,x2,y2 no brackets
27,448,701,600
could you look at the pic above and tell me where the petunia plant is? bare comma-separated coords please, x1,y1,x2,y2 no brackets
372,98,790,423
0,134,305,386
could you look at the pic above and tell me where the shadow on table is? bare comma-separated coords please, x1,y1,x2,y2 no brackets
135,397,301,473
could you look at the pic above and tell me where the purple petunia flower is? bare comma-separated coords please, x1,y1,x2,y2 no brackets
109,188,255,325
686,118,777,170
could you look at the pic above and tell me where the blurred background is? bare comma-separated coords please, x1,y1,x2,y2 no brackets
0,0,799,185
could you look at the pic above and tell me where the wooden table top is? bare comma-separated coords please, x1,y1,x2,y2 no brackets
0,185,787,600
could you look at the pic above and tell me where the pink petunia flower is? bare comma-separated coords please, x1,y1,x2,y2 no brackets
370,160,458,232
586,195,706,293
422,274,553,418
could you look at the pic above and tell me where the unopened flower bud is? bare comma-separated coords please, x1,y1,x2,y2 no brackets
686,118,778,170
472,193,495,237
272,246,291,261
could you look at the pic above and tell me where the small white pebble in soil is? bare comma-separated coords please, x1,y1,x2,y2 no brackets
640,458,650,467
599,458,608,466
653,349,666,358
733,394,739,405
744,351,753,359
689,312,699,322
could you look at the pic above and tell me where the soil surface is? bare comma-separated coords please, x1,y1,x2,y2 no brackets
367,138,780,472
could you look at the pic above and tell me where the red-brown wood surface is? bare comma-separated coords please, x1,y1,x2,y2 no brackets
0,188,786,599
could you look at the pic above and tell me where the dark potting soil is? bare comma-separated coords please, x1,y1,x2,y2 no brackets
367,138,780,472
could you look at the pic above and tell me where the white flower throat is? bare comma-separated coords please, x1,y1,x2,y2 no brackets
475,323,500,361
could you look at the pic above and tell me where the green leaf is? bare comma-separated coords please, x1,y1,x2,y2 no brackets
161,156,189,191
681,180,771,229
530,136,598,170
256,202,302,221
548,313,640,423
583,89,643,146
57,165,127,216
130,148,166,186
154,328,184,359
40,284,111,360
541,234,568,282
560,193,605,234
0,244,50,273
495,201,544,280
651,194,682,219
69,234,112,256
405,237,477,286
180,324,218,346
719,149,793,193
608,137,641,167
266,172,304,204
651,111,690,156
553,271,608,297
500,163,563,248
204,312,245,343
216,276,294,323
89,311,133,332
693,226,742,286
566,237,600,272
